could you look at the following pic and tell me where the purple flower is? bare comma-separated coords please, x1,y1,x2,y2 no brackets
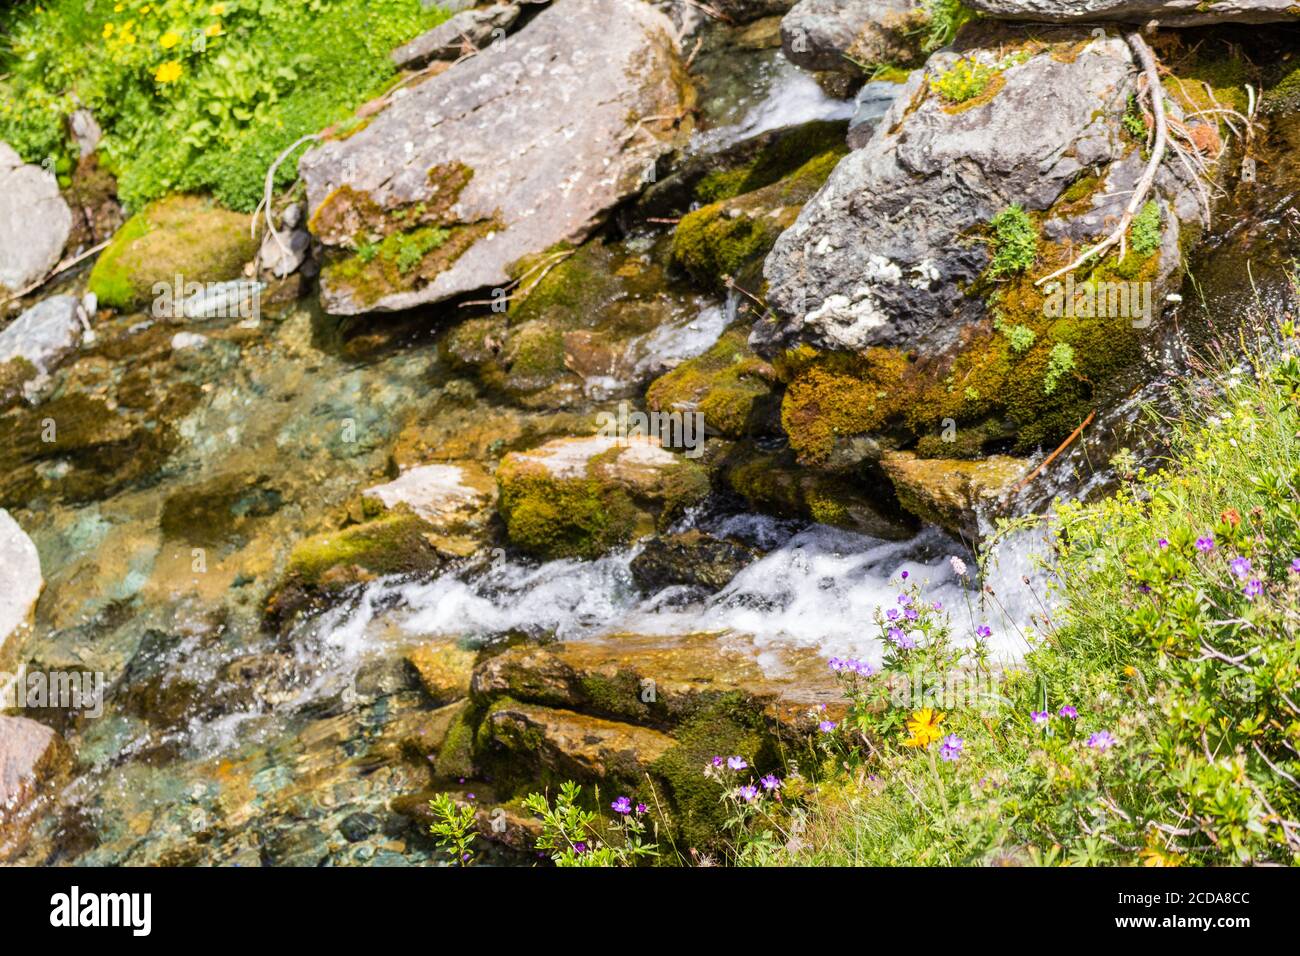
939,735,964,762
1157,537,1169,549
818,720,837,733
1058,705,1078,719
888,627,915,649
851,659,875,677
760,774,782,791
1196,535,1215,553
897,594,912,607
737,785,759,803
905,607,919,621
1230,556,1252,579
636,803,647,814
1291,556,1300,574
727,756,748,771
932,601,943,611
1030,710,1049,725
1086,730,1116,752
611,796,632,815
828,656,846,672
711,756,724,767
574,841,588,854
467,793,475,800
886,608,900,621
976,625,992,639
1243,578,1263,599
901,570,909,579
1138,584,1151,594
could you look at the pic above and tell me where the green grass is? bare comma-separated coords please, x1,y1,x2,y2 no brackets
0,0,449,211
732,340,1300,867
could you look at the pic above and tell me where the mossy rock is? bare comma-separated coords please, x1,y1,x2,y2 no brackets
671,148,847,292
88,195,259,311
880,450,1026,541
723,445,914,540
645,324,777,440
692,120,847,205
406,638,478,706
265,512,444,625
496,435,710,560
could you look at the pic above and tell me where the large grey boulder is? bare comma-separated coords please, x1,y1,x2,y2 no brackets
0,143,72,295
760,31,1198,355
391,3,521,68
965,0,1299,26
781,0,923,73
0,509,42,661
0,295,84,376
300,0,691,315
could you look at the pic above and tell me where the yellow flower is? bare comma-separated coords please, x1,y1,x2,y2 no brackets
159,30,181,49
205,23,223,37
210,3,226,14
102,22,115,37
154,60,183,84
903,708,946,748
114,2,124,10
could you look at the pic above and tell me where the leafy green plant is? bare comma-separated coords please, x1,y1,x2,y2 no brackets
1130,200,1162,256
987,205,1039,277
920,0,976,54
427,793,478,866
523,781,659,867
932,56,996,104
1043,341,1076,395
0,0,449,211
995,317,1037,353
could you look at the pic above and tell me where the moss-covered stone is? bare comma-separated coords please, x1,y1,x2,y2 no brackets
406,638,478,706
496,435,709,560
879,450,1026,540
87,195,259,311
645,325,777,440
671,148,848,292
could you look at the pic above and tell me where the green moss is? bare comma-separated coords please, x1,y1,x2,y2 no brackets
435,702,481,780
645,325,775,439
285,512,441,586
779,346,910,466
693,121,846,205
1130,200,1162,257
323,218,495,308
88,195,259,311
496,465,640,560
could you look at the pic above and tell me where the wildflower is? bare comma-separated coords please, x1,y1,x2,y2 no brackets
1291,557,1300,574
853,660,875,676
897,593,911,606
900,570,909,579
1221,508,1240,527
976,625,992,639
886,608,900,621
904,607,919,621
711,756,723,767
727,756,747,771
611,796,632,815
932,601,943,611
828,657,846,672
102,22,115,37
738,785,758,803
205,23,223,37
818,720,836,733
1195,535,1215,553
159,30,181,49
939,734,964,762
573,841,587,854
1157,537,1169,549
1030,710,1049,725
888,627,915,649
211,2,227,14
1243,578,1263,599
903,708,945,748
760,774,781,791
635,803,647,814
1230,556,1252,579
1058,705,1078,719
154,60,183,83
1086,730,1116,752
950,556,968,577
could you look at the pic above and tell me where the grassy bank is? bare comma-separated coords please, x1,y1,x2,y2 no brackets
0,0,447,211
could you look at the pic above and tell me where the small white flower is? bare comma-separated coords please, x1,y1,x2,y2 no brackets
950,555,968,577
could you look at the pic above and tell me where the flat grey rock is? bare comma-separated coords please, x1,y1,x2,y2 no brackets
300,0,690,315
0,295,83,375
391,3,521,68
965,0,1299,26
781,0,921,73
